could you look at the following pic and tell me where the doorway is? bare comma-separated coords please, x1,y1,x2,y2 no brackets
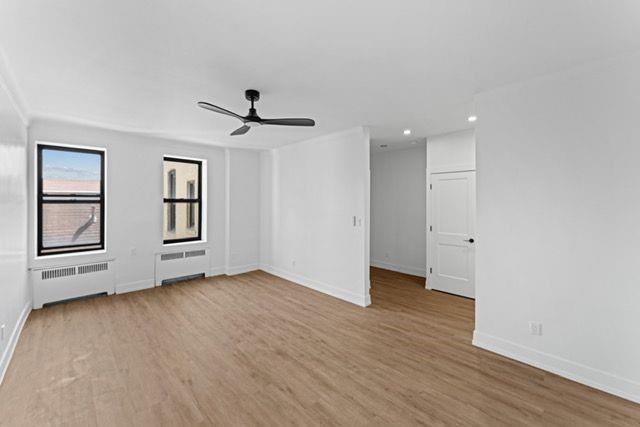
369,129,476,302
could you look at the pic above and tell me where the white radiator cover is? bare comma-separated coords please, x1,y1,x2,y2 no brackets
31,260,115,309
155,248,210,286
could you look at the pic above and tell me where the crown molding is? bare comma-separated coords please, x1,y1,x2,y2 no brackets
30,112,269,151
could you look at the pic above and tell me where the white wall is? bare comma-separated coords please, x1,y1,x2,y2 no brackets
427,130,475,172
0,74,29,382
263,127,371,306
259,150,273,268
370,145,426,277
27,118,261,292
473,52,640,403
225,148,261,274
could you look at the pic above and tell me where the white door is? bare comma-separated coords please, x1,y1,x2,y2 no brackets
429,171,476,298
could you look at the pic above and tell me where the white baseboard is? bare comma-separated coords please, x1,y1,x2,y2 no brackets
209,266,225,277
371,260,426,278
262,265,371,307
363,293,372,306
116,279,155,294
225,264,259,276
0,300,31,386
473,330,640,404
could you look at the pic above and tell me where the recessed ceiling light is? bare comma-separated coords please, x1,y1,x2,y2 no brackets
380,144,388,148
403,129,411,135
468,115,477,123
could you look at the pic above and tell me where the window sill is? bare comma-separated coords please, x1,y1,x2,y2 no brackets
33,249,107,261
162,240,207,247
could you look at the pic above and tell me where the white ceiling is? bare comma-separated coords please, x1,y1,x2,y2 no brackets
1,0,639,149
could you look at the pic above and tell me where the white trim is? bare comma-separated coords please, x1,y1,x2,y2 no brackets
363,129,371,294
209,266,225,277
473,330,640,404
31,112,268,150
0,301,31,386
161,240,206,248
262,265,371,307
224,149,231,271
116,279,154,294
225,264,259,276
33,141,108,259
33,249,107,261
370,260,426,277
163,153,205,162
35,140,107,152
428,164,476,174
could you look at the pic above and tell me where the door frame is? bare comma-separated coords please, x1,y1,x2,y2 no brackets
425,163,476,291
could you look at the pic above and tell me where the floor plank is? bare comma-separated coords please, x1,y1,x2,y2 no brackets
0,267,638,426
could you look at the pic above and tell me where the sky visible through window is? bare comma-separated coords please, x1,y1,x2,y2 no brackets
42,149,101,181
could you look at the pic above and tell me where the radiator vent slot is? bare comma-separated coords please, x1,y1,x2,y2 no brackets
161,273,205,285
78,262,109,275
42,266,77,280
185,249,206,258
43,292,108,307
161,252,184,261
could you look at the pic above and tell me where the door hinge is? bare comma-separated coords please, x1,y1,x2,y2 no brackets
429,184,432,190
429,225,432,232
429,267,433,274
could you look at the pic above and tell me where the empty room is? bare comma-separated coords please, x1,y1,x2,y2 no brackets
1,1,640,425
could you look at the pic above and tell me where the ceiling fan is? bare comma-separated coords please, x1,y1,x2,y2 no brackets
198,89,315,136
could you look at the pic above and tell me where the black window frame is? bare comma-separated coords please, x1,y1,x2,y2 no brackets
163,157,202,244
37,144,106,257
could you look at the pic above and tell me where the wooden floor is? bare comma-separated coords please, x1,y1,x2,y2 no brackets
1,268,639,426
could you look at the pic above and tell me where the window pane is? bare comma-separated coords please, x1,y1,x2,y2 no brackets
163,160,199,199
41,203,102,249
164,202,199,241
42,149,101,194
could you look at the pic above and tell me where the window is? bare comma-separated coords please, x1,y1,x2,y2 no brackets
37,144,105,256
163,157,202,243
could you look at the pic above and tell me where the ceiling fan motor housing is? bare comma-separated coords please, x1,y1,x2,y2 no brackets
245,89,260,102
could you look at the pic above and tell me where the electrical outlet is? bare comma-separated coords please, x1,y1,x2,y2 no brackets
292,260,296,268
385,252,389,259
529,321,543,336
130,247,137,256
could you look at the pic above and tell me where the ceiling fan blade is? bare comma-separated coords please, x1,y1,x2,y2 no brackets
230,125,250,136
198,101,244,121
261,118,315,127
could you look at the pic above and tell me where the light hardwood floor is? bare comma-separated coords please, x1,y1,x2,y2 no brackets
1,267,638,426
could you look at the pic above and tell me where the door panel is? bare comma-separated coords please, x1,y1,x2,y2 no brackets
430,171,475,298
